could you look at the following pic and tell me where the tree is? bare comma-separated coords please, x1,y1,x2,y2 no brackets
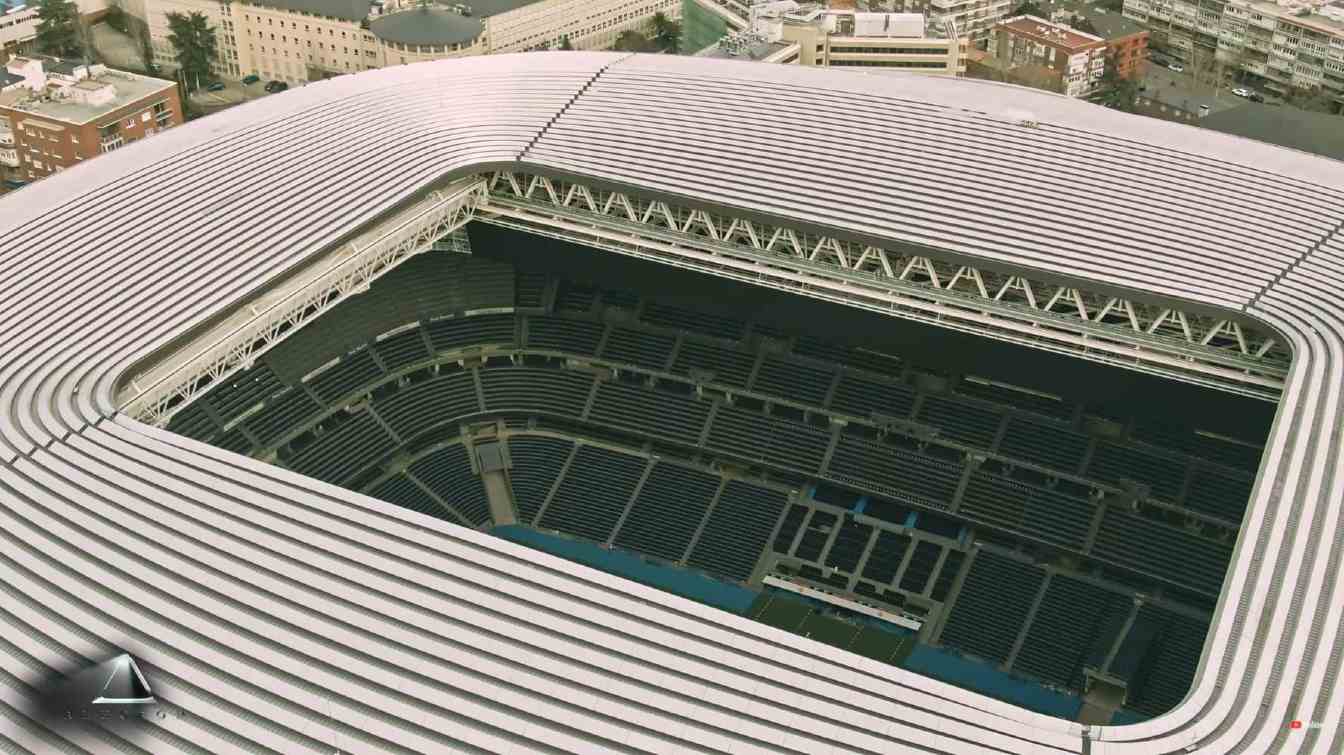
1282,87,1342,115
166,11,218,92
1011,1,1045,17
1093,62,1138,112
558,35,573,51
132,17,158,75
35,0,83,58
105,0,129,35
1069,16,1098,35
651,12,681,53
612,30,655,53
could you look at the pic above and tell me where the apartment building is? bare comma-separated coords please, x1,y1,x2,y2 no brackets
987,14,1107,95
0,56,181,190
1122,0,1344,98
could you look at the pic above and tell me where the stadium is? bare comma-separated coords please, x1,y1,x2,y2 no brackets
0,51,1340,755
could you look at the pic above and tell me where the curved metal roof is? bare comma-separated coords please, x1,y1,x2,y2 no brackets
0,52,1341,754
370,7,484,47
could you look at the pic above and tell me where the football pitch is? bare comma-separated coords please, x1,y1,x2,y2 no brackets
749,593,915,666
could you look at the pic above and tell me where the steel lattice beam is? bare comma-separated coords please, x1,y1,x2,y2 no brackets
121,179,488,426
477,171,1288,401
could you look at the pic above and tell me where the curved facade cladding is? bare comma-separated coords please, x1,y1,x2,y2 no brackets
0,52,1341,754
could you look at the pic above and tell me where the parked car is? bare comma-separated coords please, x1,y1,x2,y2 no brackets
1249,93,1266,103
242,74,261,85
264,81,289,93
1232,87,1252,98
1167,62,1185,73
206,81,225,92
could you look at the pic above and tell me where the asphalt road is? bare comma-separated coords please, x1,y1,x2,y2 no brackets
1138,58,1281,115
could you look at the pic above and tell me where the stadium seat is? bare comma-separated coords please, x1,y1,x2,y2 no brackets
939,550,1046,667
611,462,721,563
408,444,492,526
685,480,788,583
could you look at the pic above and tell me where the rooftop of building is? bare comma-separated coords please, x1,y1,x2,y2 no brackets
1244,0,1344,34
369,6,484,45
998,14,1106,48
771,4,954,38
1199,103,1344,162
0,67,176,126
698,36,799,60
1044,1,1146,40
242,0,377,22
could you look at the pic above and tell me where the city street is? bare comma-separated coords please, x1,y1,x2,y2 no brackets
1138,59,1279,115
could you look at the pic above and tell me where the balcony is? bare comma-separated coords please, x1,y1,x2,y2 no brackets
0,148,17,168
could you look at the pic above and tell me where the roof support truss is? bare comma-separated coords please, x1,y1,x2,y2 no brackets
121,178,488,426
478,171,1289,401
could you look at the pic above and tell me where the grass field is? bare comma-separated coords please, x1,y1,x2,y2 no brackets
748,593,915,667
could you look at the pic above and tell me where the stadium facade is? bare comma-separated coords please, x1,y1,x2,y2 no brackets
0,51,1341,755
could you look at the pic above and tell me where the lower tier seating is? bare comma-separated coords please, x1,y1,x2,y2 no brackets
367,473,451,524
685,481,789,583
939,550,1046,667
537,445,648,543
1091,509,1232,597
1120,606,1209,717
611,462,721,563
408,444,491,526
506,436,574,523
1012,576,1133,689
861,531,913,585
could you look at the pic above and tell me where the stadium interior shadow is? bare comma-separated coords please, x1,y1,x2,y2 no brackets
469,224,1276,447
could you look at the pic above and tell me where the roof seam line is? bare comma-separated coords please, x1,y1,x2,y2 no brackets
1247,216,1344,310
517,53,635,161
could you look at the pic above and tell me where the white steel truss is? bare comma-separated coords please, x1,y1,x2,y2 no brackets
121,178,488,426
478,171,1289,401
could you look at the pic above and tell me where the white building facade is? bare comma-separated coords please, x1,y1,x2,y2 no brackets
134,0,681,85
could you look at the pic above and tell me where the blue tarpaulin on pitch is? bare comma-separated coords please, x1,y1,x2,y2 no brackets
903,645,1084,720
492,525,759,614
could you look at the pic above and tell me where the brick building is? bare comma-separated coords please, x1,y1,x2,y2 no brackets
0,57,182,192
987,14,1107,96
1050,4,1149,80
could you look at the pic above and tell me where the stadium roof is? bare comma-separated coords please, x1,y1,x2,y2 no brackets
1,52,1342,754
